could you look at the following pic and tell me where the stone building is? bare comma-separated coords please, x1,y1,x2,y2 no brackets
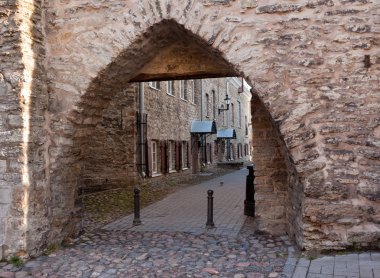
196,77,252,167
139,77,252,180
0,0,379,258
80,77,251,193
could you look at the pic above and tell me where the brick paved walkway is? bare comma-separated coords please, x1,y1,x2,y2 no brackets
284,253,380,278
104,168,248,236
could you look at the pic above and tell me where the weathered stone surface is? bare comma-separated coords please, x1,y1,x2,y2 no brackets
0,0,379,257
256,4,303,14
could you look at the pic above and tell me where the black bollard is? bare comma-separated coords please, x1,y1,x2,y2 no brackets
206,190,215,228
244,165,255,216
133,187,142,226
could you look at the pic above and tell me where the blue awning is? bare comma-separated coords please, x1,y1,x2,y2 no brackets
191,120,217,134
217,128,236,139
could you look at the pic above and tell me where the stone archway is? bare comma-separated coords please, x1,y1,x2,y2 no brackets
2,0,379,257
45,18,301,253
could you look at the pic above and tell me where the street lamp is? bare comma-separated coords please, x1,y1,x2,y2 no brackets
218,93,231,114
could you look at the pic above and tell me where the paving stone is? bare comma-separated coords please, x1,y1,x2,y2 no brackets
0,230,291,277
306,274,332,278
292,266,308,278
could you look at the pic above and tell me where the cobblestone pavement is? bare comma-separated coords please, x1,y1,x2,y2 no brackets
287,253,380,278
1,168,379,277
0,230,291,278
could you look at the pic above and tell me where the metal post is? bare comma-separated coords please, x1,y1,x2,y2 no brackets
133,187,142,226
244,165,255,216
206,190,215,228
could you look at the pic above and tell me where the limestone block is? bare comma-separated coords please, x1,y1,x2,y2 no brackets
358,182,380,201
256,4,303,14
344,24,371,33
0,187,11,204
347,224,380,246
240,0,257,9
0,160,6,173
7,114,23,127
0,205,9,218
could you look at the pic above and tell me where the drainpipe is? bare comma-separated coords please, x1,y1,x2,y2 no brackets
200,79,204,121
200,80,203,165
139,82,145,177
200,79,206,165
226,79,230,160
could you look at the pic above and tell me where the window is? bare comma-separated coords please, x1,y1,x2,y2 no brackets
152,141,158,174
245,115,248,136
212,90,216,119
231,103,235,126
238,101,242,128
182,141,188,169
167,80,174,96
180,80,187,100
149,81,160,90
205,93,210,117
208,143,212,163
230,143,234,160
238,143,243,158
190,80,195,103
221,105,226,126
168,141,176,171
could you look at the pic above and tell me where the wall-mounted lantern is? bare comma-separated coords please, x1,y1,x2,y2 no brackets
218,93,231,114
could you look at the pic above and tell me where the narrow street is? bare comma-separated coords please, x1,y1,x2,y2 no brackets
0,169,378,277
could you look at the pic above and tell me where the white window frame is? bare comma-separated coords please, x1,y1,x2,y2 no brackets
238,100,242,128
167,81,174,96
231,103,235,126
190,80,195,103
149,81,160,90
221,104,226,126
205,93,210,117
212,90,216,119
180,80,186,100
152,141,158,174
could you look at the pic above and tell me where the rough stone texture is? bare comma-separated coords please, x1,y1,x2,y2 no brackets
0,0,379,257
251,95,302,245
0,1,23,261
80,85,137,193
0,0,49,259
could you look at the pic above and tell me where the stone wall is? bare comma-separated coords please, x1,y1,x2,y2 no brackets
0,1,23,260
251,95,290,237
0,0,49,258
80,86,138,193
1,0,379,256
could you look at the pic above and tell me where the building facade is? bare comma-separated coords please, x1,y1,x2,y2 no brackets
80,78,251,193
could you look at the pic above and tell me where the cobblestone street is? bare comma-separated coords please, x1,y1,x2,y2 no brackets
0,230,291,278
0,169,379,277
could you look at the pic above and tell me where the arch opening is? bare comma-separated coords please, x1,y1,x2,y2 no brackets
47,19,301,253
